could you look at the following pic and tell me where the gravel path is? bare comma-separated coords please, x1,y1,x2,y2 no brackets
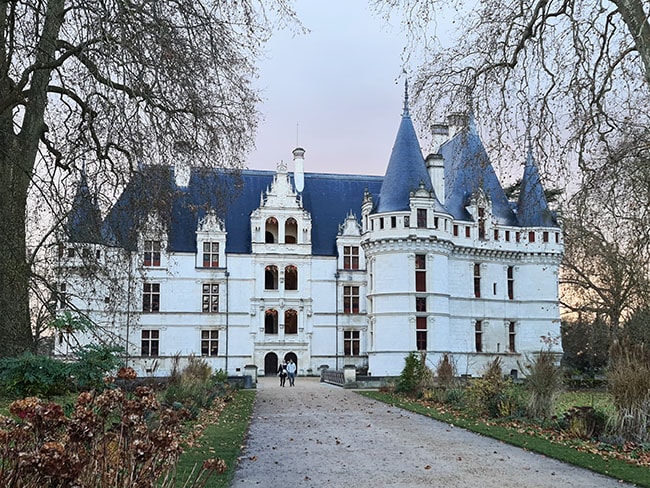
230,377,634,487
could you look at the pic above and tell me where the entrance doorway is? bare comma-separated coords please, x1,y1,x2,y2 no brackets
264,352,278,376
284,351,297,372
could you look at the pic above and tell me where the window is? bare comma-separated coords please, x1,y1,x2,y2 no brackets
343,246,359,270
416,317,427,351
508,321,516,352
285,217,298,243
142,283,160,312
415,254,426,292
391,216,397,228
528,231,536,242
82,247,92,259
202,242,219,267
505,230,511,242
141,330,159,356
516,232,521,242
475,320,483,352
201,330,219,356
343,286,360,314
59,283,67,309
285,265,298,290
57,242,64,258
344,330,360,356
507,266,514,300
417,208,427,228
478,207,486,239
379,217,384,229
265,265,278,290
265,309,278,334
543,231,549,243
143,240,161,267
555,232,560,243
473,264,481,298
465,226,471,238
416,296,427,312
434,217,439,229
265,217,278,243
453,224,459,236
404,216,410,227
285,309,298,334
67,247,75,258
493,229,499,240
202,283,219,312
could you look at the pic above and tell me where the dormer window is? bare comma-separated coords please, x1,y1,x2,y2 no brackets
202,242,219,268
417,208,427,228
343,246,359,270
478,207,486,239
285,218,298,243
143,240,161,267
265,217,278,243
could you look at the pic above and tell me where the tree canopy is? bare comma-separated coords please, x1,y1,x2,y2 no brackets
0,0,297,356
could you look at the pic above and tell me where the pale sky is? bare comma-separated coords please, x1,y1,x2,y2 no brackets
247,1,409,176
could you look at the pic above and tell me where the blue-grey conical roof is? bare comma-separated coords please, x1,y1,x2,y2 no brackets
376,96,435,213
517,147,557,227
439,117,518,225
67,170,103,244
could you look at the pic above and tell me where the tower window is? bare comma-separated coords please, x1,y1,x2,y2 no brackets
473,264,481,298
285,217,298,243
416,317,427,351
509,321,516,352
475,320,483,352
478,207,486,239
265,217,278,243
415,254,426,292
507,266,514,300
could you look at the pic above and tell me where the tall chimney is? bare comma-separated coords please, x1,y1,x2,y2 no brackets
292,147,305,193
431,123,449,153
425,153,445,204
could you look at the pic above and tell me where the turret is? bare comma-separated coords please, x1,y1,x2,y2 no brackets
293,147,305,193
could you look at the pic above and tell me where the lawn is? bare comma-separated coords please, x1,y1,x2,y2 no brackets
360,389,650,488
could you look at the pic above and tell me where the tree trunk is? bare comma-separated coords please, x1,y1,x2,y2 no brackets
612,0,650,86
0,148,35,356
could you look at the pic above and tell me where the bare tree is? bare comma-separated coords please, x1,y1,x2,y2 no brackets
0,0,297,357
373,0,650,176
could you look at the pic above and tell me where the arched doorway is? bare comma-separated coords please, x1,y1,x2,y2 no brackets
284,351,297,372
264,352,278,376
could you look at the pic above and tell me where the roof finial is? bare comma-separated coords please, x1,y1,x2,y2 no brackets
402,76,410,117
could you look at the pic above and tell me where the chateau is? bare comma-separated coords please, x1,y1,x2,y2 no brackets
55,92,563,378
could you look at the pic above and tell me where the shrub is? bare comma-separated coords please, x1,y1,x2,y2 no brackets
163,356,216,415
563,406,607,440
396,352,433,396
607,340,650,443
435,353,456,388
68,344,124,391
0,387,226,487
0,353,71,398
520,349,563,420
466,358,524,418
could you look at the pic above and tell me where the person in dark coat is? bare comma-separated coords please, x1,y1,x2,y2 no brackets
278,361,288,387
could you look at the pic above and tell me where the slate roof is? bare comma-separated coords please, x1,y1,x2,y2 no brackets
67,170,103,244
376,100,438,213
516,147,557,227
439,117,519,226
100,167,383,256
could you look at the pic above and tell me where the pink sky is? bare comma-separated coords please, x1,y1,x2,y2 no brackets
247,1,408,176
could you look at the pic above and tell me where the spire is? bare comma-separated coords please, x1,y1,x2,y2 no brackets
67,168,104,243
376,85,435,213
402,78,410,117
516,143,556,227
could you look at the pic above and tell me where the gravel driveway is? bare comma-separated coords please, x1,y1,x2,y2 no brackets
230,377,634,487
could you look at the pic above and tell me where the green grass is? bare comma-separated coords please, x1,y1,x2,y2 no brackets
555,390,614,417
175,389,256,488
361,391,650,488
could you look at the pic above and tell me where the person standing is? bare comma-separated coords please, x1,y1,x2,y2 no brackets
278,361,287,387
286,358,296,387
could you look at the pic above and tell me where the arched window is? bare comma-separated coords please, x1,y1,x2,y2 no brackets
265,217,278,243
285,265,298,290
285,217,298,243
265,265,278,290
265,309,278,334
285,309,298,334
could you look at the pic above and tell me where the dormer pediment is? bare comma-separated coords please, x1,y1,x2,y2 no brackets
261,162,301,210
338,211,362,237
